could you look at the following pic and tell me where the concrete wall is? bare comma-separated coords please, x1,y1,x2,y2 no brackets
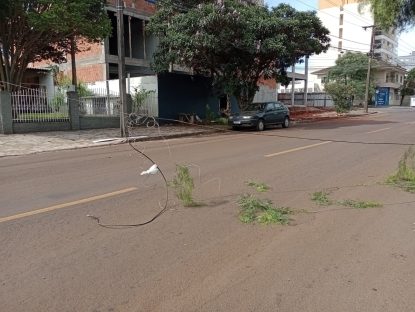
79,116,119,129
253,84,277,103
13,122,71,134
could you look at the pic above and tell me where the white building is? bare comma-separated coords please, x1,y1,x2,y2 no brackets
399,51,415,71
279,0,403,103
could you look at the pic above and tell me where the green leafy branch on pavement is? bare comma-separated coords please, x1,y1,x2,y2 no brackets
238,180,292,224
311,191,382,209
238,195,293,224
170,164,201,207
387,147,415,192
246,180,270,193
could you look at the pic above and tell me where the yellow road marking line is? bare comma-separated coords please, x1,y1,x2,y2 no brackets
0,187,138,224
265,141,332,158
366,127,391,134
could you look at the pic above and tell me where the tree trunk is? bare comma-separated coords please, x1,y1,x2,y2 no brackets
70,37,78,90
236,86,256,111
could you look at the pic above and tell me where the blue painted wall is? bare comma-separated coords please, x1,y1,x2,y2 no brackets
375,87,390,106
157,73,220,120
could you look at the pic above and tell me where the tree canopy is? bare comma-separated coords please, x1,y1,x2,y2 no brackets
148,0,330,110
325,52,374,112
360,0,415,29
0,0,111,91
401,68,415,105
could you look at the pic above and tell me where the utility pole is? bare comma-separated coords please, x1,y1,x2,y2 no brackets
291,63,295,106
363,25,376,113
304,56,309,106
117,0,128,137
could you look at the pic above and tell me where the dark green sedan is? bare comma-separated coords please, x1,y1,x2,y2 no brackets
228,102,290,131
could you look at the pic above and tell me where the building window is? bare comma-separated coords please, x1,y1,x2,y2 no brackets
339,14,344,26
339,28,343,38
338,41,343,49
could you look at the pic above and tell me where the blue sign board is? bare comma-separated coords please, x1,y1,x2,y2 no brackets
375,87,390,106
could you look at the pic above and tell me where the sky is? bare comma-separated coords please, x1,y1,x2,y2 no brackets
264,0,415,56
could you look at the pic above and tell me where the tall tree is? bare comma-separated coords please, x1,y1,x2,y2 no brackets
325,52,374,112
149,0,330,110
360,0,415,29
33,0,111,87
0,0,111,91
400,68,415,105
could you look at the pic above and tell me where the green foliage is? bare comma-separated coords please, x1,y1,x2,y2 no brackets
246,181,270,193
400,68,415,105
238,195,292,224
50,92,66,112
359,0,415,30
149,0,330,110
325,52,374,112
214,117,228,125
338,199,382,209
311,190,382,208
132,88,155,112
30,0,111,47
171,164,199,206
311,191,333,206
0,0,111,91
77,82,94,98
205,105,216,122
387,147,415,192
325,82,355,113
16,112,67,119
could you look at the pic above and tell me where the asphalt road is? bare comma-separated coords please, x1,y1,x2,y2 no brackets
1,107,415,311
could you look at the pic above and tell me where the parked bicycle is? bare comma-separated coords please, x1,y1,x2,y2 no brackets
126,112,158,128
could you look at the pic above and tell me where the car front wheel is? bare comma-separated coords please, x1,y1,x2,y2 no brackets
257,119,265,131
282,116,290,128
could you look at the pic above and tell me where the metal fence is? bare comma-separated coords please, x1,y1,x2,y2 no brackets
79,88,120,116
79,87,158,117
11,88,69,122
277,92,334,107
131,92,158,116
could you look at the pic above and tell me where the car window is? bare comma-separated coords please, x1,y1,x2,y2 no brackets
274,103,282,109
248,103,266,111
265,103,274,111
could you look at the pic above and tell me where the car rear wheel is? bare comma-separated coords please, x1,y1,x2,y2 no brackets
257,119,265,131
282,116,290,128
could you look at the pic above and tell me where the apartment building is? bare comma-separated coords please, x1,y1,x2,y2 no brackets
307,0,405,105
399,51,415,71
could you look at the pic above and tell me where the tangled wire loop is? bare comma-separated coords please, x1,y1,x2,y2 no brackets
127,113,159,129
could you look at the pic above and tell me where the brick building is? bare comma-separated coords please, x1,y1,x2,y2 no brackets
31,0,157,83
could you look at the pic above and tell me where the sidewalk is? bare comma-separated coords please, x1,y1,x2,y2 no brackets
0,124,222,157
0,108,374,157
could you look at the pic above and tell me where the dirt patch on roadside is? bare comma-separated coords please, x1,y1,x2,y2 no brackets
289,106,338,121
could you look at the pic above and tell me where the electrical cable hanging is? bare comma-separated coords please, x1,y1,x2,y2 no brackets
87,141,169,228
